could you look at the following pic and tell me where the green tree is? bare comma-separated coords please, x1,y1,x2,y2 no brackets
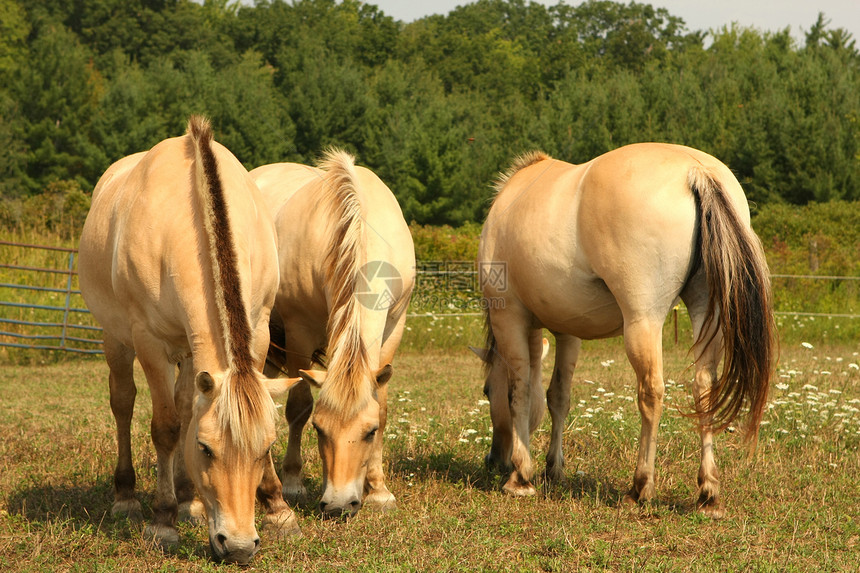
0,0,30,197
11,24,103,194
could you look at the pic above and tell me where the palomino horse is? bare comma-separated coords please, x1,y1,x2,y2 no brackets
78,117,301,563
251,150,415,518
478,143,776,517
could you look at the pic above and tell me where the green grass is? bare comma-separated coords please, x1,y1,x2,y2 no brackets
1,339,858,571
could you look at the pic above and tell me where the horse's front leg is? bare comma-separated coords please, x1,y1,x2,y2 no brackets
105,335,142,522
258,451,302,540
174,358,205,523
363,311,407,511
363,377,396,510
280,379,314,503
134,333,181,547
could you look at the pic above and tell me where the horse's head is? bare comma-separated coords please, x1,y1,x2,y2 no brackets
185,369,298,564
301,364,393,518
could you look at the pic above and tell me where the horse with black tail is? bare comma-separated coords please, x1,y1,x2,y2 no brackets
478,143,776,517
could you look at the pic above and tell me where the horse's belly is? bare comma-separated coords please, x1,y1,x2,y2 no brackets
524,279,624,340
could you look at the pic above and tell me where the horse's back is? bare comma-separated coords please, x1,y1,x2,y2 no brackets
482,143,747,337
255,159,414,298
354,165,415,273
252,162,323,216
80,132,278,349
78,138,196,340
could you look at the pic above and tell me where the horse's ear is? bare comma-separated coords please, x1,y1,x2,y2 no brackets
376,364,393,386
264,376,303,399
468,345,491,362
195,371,217,397
299,369,327,388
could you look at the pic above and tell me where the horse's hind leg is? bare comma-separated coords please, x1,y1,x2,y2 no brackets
683,285,726,518
623,318,665,505
104,334,142,522
527,328,546,435
489,306,536,496
545,334,581,482
484,350,513,472
692,338,724,518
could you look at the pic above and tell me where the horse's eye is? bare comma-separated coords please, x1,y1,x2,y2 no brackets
312,422,324,439
364,427,378,443
265,441,277,458
198,442,214,459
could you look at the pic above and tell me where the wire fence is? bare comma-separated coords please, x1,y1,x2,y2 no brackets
1,242,858,355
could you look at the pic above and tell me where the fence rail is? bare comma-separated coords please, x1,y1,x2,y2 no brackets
0,241,103,355
1,241,858,355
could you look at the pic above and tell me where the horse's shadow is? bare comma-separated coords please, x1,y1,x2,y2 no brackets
7,478,116,526
388,449,699,516
5,479,211,558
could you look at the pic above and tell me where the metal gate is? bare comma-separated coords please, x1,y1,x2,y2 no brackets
0,240,103,354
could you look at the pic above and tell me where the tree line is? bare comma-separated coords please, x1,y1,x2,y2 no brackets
1,0,858,226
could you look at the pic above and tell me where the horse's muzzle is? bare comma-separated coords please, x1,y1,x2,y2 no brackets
319,498,362,519
209,533,261,565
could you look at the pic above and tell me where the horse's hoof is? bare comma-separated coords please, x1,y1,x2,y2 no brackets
144,523,180,549
624,481,655,505
622,488,650,508
621,491,639,509
282,486,308,506
502,475,536,497
364,490,397,512
178,499,205,524
544,463,566,484
261,509,302,541
485,452,512,473
697,497,725,519
111,499,143,522
484,452,497,469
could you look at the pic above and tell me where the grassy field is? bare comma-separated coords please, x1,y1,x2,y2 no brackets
1,333,859,572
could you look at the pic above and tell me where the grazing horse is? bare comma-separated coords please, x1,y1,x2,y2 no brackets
251,150,415,518
478,143,776,517
78,117,301,564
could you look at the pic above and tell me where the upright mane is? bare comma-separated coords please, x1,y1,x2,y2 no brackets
188,115,276,452
317,149,372,415
492,151,552,199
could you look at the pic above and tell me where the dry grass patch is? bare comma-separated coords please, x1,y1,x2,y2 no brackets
1,340,858,571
